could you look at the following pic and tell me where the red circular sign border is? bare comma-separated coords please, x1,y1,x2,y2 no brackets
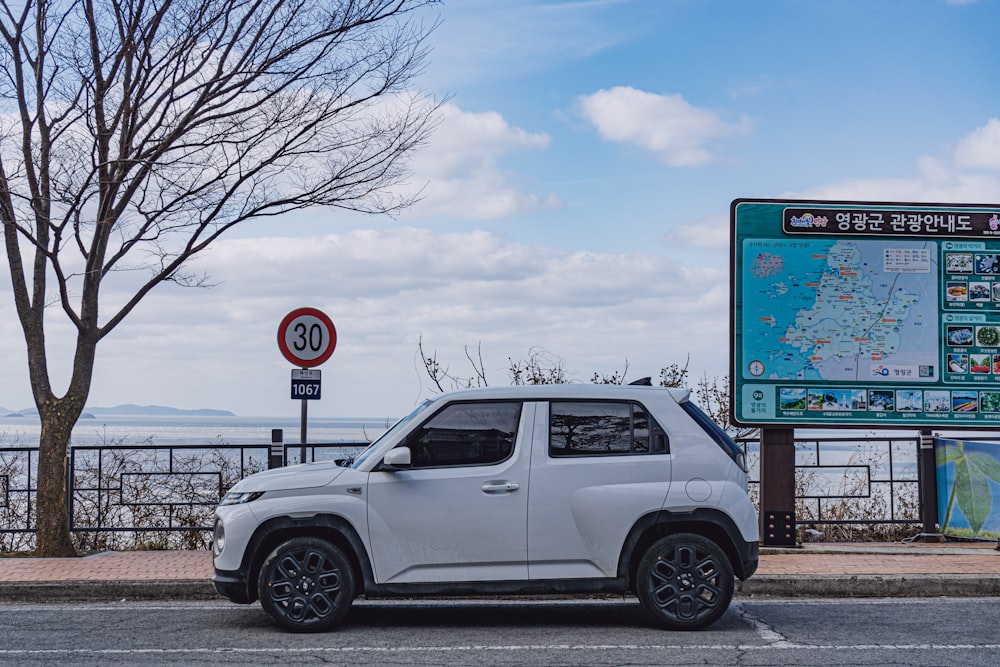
277,307,337,367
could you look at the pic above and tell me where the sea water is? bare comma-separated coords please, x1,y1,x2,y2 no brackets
0,413,394,447
0,414,933,483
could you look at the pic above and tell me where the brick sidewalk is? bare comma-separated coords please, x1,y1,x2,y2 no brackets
0,542,996,583
0,550,213,582
758,551,1000,575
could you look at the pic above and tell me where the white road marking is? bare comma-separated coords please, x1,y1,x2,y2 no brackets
732,601,791,646
0,643,999,656
1,598,998,656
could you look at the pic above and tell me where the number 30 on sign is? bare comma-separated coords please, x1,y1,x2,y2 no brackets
277,308,337,368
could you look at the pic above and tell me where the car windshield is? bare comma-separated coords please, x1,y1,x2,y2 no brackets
349,399,433,469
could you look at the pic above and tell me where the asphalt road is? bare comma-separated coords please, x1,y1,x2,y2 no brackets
1,597,997,666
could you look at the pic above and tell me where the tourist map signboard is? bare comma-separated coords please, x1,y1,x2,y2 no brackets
731,198,1000,427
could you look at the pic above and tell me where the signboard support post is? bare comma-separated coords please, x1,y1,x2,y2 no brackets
917,429,941,542
300,396,308,464
760,427,797,546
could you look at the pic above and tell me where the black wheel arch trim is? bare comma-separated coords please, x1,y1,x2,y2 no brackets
218,513,376,604
617,508,759,582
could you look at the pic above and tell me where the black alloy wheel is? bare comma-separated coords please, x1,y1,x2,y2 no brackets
636,533,734,630
257,537,355,632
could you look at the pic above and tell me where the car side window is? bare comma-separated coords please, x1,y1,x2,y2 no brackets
403,401,522,468
549,401,668,456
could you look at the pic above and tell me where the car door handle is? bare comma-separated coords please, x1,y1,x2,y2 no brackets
481,481,520,493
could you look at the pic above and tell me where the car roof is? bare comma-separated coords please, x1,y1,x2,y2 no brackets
430,383,691,404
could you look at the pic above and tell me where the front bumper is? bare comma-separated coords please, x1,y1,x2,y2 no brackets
212,568,254,604
740,539,759,580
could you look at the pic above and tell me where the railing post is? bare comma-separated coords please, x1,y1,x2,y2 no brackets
65,448,73,533
269,429,284,469
917,429,941,542
759,426,797,546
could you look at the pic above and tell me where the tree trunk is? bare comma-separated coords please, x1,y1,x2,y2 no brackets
34,403,79,557
31,331,94,558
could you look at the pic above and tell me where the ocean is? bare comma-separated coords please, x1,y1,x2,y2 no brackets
0,413,393,448
1,413,951,488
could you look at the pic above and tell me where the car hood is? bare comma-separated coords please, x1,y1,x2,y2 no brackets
232,461,348,492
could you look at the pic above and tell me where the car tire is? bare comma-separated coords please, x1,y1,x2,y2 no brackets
636,533,734,631
257,537,355,632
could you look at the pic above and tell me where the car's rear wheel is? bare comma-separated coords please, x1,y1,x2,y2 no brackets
257,537,355,632
636,533,734,630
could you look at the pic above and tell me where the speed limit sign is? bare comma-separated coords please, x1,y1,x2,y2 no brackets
277,308,337,368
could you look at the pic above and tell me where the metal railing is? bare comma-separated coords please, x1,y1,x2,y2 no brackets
739,434,922,540
1,434,933,550
0,447,37,548
0,442,367,552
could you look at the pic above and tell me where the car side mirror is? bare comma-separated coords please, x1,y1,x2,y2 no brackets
381,447,412,470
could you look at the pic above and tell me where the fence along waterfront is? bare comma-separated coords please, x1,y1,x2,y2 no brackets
0,442,367,552
0,436,928,551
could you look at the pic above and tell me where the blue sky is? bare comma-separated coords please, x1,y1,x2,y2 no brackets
4,0,1000,419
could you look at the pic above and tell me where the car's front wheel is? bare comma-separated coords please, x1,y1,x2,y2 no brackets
636,533,734,630
257,537,355,632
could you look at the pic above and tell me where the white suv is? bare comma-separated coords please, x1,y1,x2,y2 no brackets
212,383,759,632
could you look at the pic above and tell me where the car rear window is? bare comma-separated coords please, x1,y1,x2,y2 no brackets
679,400,746,471
549,400,668,456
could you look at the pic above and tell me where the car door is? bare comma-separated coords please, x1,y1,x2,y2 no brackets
527,400,671,579
366,400,533,583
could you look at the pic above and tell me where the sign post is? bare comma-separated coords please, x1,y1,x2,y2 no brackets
277,308,337,463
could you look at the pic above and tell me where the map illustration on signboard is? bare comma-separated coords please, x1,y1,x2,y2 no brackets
743,238,938,384
732,199,1000,427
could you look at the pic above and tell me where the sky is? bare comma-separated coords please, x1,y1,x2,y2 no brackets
4,0,1000,419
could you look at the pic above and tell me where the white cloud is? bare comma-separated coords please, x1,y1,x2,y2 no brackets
427,0,636,87
576,86,751,167
419,104,550,174
405,103,562,219
787,121,1000,204
954,118,1000,170
791,155,1000,204
0,227,729,417
672,214,731,249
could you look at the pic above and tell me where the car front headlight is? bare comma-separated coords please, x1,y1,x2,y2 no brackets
212,518,225,556
219,490,264,506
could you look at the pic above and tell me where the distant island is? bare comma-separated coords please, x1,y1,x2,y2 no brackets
2,404,236,418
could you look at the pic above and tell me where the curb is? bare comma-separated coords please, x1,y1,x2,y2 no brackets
3,575,1000,603
0,580,217,603
738,573,1000,598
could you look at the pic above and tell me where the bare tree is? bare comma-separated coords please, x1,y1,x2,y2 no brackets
0,0,440,556
418,335,488,392
418,338,581,390
417,341,755,439
657,356,690,389
509,348,571,385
